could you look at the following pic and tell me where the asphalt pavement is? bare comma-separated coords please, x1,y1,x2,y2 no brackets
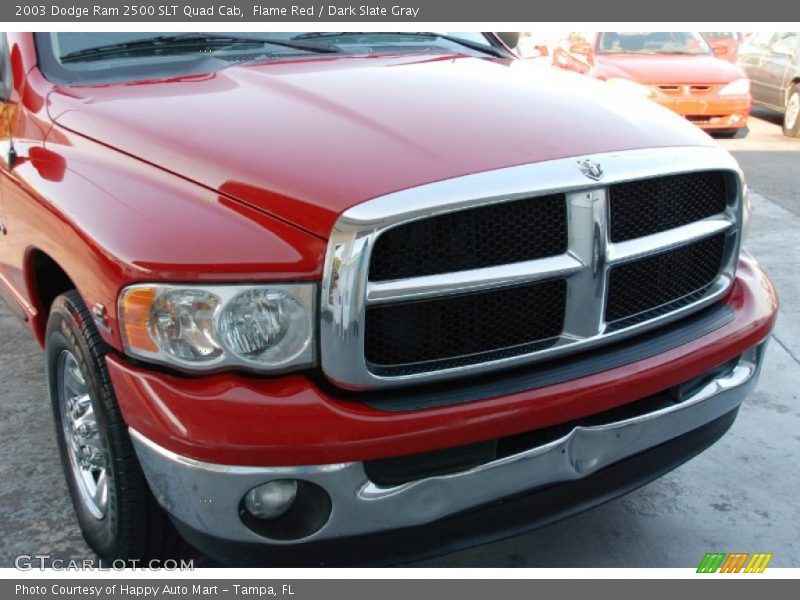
1,108,798,568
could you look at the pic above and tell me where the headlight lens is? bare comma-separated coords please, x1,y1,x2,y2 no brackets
605,77,654,98
119,283,315,372
149,289,222,362
219,289,312,364
719,78,750,96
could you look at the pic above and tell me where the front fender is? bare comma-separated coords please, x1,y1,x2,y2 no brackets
3,119,325,351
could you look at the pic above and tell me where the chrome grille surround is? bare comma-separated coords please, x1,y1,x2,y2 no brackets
321,146,744,390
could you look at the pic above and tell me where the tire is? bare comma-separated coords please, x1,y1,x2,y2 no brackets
712,128,744,139
783,85,800,138
45,290,186,563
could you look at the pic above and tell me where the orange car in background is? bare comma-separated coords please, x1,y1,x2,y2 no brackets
702,32,745,62
553,32,751,136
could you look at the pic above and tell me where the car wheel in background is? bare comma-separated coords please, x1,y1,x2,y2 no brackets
712,129,744,139
783,85,800,138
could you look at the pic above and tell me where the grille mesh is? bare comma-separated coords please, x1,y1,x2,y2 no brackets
365,279,566,369
609,171,729,242
369,194,567,281
359,168,734,380
605,233,726,324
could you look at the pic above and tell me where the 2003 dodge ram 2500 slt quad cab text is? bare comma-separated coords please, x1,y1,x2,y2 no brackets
0,32,778,566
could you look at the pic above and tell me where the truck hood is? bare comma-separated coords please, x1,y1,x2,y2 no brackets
48,54,714,238
594,54,745,84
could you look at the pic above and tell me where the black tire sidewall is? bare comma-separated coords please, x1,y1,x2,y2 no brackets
712,129,742,139
46,293,122,558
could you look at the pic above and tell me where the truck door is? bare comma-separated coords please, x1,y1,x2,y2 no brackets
0,33,26,322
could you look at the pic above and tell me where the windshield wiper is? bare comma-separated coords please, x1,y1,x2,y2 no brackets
60,33,340,62
656,50,706,55
292,32,507,58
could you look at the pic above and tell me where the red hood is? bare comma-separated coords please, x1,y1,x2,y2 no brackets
48,54,714,238
593,54,745,84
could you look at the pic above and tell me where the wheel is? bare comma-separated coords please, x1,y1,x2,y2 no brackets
783,85,800,138
45,290,185,562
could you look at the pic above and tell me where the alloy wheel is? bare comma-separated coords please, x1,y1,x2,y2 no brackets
57,349,108,519
786,92,800,131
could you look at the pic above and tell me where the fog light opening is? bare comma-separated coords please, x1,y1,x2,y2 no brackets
244,480,298,520
239,480,332,541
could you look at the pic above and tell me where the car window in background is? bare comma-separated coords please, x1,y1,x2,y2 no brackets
568,32,592,43
748,32,775,48
770,32,798,54
597,32,713,55
702,32,738,39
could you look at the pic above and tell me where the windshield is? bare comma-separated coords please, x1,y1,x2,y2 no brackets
36,32,505,85
597,32,713,55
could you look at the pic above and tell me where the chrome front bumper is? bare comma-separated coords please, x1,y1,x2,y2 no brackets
130,344,765,545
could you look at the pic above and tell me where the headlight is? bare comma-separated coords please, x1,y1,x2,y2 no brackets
719,78,750,96
605,78,654,98
119,283,315,373
219,289,312,364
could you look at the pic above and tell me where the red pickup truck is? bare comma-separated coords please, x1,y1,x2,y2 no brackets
0,32,777,566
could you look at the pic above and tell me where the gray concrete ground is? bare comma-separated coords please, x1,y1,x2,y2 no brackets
1,108,798,568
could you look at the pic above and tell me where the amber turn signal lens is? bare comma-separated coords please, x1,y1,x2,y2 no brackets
120,287,158,353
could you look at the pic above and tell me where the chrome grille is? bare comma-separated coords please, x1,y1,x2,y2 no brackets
609,171,729,242
605,233,727,326
369,192,567,281
321,147,743,390
365,279,566,374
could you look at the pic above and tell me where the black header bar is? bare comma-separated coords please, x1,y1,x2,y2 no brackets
3,0,797,22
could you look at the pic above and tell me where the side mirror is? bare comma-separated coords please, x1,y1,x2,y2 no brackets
495,32,520,50
712,43,728,56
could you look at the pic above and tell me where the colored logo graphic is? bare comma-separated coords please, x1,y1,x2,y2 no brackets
697,552,773,573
